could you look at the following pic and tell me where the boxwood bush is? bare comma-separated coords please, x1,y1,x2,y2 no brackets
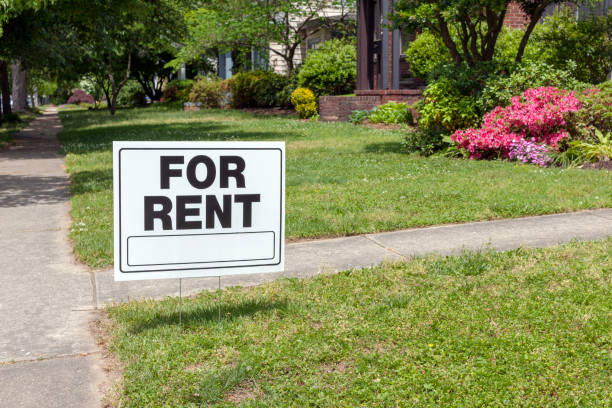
227,71,289,108
162,79,194,102
297,39,356,97
189,76,225,108
404,32,451,81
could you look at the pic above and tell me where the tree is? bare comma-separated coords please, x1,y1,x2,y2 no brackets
132,51,175,101
61,0,187,114
0,1,51,119
392,0,572,67
177,0,355,75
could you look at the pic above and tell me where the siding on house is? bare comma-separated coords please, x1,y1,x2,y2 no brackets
269,6,350,74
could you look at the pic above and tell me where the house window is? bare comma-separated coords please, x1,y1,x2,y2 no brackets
307,38,321,50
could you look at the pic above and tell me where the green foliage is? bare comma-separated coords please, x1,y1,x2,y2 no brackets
275,67,301,109
533,8,612,84
226,72,259,108
162,79,194,102
297,39,356,97
563,82,612,143
2,113,23,123
404,31,451,81
551,129,612,167
478,61,586,112
291,87,317,119
176,1,354,74
417,78,480,134
493,27,543,70
569,130,612,163
392,0,555,66
348,109,369,124
402,127,447,156
189,76,225,108
252,72,290,108
227,71,289,108
117,81,146,107
368,101,413,125
412,63,494,147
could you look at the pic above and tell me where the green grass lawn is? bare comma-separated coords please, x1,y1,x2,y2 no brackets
58,105,612,268
104,238,612,407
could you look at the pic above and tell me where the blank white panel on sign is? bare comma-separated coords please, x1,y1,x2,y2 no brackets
113,141,285,281
127,231,275,266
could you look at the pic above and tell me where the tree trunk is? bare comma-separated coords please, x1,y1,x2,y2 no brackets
435,15,463,66
516,5,546,63
110,94,118,115
11,60,28,112
31,86,39,107
0,61,11,117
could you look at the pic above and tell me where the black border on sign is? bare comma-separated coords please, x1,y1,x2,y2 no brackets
126,231,275,266
118,147,283,273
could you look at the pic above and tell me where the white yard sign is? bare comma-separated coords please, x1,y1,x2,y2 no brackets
113,141,285,281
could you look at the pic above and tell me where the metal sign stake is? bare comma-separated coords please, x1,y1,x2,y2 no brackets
178,278,182,327
218,275,221,323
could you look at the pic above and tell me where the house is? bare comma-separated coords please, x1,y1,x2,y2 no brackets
319,0,611,121
217,4,354,79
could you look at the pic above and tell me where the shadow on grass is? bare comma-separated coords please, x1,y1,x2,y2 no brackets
363,141,403,154
70,169,112,195
59,121,300,155
129,298,287,333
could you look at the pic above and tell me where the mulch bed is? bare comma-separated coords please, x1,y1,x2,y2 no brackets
239,107,296,116
579,160,612,172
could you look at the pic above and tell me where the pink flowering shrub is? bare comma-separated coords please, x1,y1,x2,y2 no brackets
452,87,582,159
66,89,95,105
508,139,552,167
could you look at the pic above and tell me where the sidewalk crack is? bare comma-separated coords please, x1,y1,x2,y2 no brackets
362,235,407,261
1,351,101,366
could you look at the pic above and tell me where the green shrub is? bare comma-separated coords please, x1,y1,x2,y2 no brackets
417,77,480,134
189,76,225,108
404,32,451,81
276,84,295,109
570,130,612,163
297,39,356,97
117,81,147,107
477,61,586,113
226,72,258,108
227,71,289,108
3,113,22,123
402,127,447,156
275,66,301,109
494,27,543,70
533,8,612,84
163,79,194,102
368,101,413,125
348,109,369,124
563,82,612,143
290,88,317,119
253,72,289,107
551,129,612,166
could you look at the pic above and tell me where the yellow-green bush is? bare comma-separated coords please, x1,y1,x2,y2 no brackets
290,88,317,119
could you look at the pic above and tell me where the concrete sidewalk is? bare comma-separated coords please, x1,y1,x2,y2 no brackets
0,108,103,408
94,208,612,304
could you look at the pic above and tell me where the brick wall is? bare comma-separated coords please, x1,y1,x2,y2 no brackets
504,2,530,28
320,89,424,122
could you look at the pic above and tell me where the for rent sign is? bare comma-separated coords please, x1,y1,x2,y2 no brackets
113,141,285,281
